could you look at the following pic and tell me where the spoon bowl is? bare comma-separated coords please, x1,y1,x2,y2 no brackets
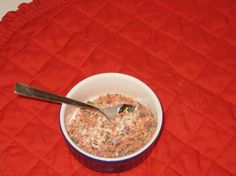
59,73,163,172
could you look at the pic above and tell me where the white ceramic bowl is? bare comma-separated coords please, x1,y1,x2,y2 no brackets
59,73,163,172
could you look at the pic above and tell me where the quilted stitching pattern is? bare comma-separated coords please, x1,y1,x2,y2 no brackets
0,0,236,175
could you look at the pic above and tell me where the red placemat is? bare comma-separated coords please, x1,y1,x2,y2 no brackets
0,0,236,175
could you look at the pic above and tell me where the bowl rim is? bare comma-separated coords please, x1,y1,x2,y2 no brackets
59,72,163,162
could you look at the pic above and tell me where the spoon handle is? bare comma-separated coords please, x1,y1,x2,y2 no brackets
14,83,97,110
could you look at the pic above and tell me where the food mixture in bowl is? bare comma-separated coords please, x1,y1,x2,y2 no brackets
65,94,157,158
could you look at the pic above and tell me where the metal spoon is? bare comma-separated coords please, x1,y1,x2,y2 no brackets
14,83,135,124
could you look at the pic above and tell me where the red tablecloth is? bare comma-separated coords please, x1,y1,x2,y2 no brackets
0,0,236,175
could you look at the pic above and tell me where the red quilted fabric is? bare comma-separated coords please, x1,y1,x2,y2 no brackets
0,0,236,175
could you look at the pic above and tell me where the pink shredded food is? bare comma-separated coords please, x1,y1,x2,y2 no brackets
65,94,157,158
